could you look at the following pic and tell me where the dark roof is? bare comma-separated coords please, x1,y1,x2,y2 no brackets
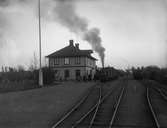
46,40,97,60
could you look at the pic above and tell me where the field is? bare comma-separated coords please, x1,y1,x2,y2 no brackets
0,81,94,128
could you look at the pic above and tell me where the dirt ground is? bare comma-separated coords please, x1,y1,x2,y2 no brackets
0,81,94,128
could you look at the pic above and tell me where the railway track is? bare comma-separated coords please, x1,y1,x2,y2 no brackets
150,86,167,101
159,89,167,100
146,87,160,128
72,80,126,128
143,80,167,100
51,79,166,128
74,80,163,128
105,82,161,128
141,80,167,128
148,86,167,128
51,80,123,128
51,84,101,128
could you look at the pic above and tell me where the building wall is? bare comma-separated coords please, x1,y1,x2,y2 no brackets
52,67,86,80
85,57,96,68
49,57,86,68
48,56,96,80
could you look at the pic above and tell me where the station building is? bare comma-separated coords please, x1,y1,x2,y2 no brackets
46,40,97,80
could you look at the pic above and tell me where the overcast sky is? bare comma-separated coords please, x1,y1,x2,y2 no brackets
0,0,167,69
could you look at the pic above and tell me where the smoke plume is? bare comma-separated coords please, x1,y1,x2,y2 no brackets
53,0,105,67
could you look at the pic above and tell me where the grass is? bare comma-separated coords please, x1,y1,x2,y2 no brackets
0,81,94,128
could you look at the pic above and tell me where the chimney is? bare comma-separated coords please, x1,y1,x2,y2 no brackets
75,43,79,49
69,40,74,46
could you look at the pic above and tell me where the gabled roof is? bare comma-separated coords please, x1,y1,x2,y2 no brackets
46,40,97,60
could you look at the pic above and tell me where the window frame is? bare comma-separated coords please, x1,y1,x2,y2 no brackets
75,69,81,76
54,58,59,65
49,58,55,67
75,57,81,65
64,57,70,65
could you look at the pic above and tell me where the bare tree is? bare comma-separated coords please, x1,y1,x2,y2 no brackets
17,65,25,72
29,52,38,71
1,66,4,72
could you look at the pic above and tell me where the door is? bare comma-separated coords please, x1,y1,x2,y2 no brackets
64,70,70,79
75,70,81,80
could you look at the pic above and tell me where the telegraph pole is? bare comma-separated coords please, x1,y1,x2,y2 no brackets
38,0,43,86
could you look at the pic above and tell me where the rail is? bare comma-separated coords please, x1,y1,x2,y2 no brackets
73,80,127,128
146,87,160,128
72,84,120,128
88,85,102,128
109,85,125,128
51,85,99,128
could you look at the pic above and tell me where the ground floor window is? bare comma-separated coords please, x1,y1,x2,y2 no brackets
76,70,81,77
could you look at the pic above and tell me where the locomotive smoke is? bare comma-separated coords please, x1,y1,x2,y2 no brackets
53,0,105,67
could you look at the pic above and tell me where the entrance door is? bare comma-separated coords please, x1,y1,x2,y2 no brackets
64,70,70,80
75,70,81,80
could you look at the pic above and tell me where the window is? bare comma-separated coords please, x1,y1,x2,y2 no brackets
50,59,54,67
89,59,92,65
89,60,92,65
64,58,70,65
75,57,81,64
54,58,59,65
75,70,81,77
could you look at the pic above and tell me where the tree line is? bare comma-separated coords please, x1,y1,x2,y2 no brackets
131,66,167,84
0,66,55,85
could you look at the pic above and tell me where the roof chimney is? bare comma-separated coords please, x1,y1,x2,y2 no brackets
75,43,79,49
69,40,74,46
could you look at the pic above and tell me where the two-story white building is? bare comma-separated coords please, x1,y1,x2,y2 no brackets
46,40,97,80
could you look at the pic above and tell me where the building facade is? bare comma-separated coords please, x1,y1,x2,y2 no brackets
46,40,97,80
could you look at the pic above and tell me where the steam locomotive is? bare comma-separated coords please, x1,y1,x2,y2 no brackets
94,67,123,82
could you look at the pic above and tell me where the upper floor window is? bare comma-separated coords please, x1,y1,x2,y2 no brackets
89,59,91,65
75,57,81,64
54,58,59,65
49,59,54,67
64,57,70,65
